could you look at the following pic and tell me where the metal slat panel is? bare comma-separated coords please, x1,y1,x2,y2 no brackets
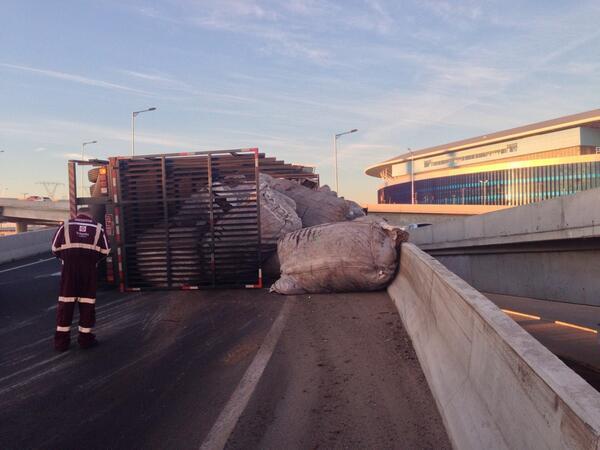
115,149,261,289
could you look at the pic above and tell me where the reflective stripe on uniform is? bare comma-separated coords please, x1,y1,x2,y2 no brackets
51,224,64,252
78,326,93,333
69,220,99,228
59,296,96,304
64,220,71,245
52,242,110,254
56,326,70,332
93,225,102,247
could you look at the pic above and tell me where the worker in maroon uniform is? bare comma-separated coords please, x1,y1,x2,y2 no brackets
51,208,110,351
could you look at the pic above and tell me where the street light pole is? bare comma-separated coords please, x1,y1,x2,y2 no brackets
132,107,157,156
0,151,5,200
81,140,98,197
408,148,415,205
0,150,4,195
333,134,338,192
0,150,4,196
333,128,358,194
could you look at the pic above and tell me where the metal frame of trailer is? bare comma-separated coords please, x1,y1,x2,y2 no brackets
68,148,319,292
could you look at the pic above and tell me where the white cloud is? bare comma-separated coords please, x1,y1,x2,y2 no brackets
284,0,325,16
418,0,485,24
133,1,333,64
119,69,185,85
0,63,153,96
60,152,86,160
117,67,261,105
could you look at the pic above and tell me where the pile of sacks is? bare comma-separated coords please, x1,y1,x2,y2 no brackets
133,173,364,286
261,174,365,228
261,174,409,295
132,171,408,292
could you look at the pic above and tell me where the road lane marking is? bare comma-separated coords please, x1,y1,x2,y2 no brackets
0,257,55,274
501,309,541,320
199,300,292,450
502,308,598,334
554,320,598,334
34,271,61,278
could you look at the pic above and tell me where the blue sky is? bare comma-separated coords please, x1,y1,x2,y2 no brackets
1,0,599,203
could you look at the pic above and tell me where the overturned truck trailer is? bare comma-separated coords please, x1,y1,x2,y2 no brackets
68,149,318,291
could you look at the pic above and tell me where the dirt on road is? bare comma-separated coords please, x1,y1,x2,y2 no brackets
227,292,451,449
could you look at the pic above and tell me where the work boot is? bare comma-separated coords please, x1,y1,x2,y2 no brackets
78,333,98,349
54,331,70,352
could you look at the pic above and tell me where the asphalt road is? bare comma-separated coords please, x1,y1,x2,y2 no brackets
0,254,449,449
485,292,600,391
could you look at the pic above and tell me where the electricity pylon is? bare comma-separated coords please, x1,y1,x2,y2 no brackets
36,181,65,200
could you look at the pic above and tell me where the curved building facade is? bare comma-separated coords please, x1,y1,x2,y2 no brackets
366,109,600,206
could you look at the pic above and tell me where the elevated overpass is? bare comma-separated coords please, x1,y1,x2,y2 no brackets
409,186,600,307
0,198,69,232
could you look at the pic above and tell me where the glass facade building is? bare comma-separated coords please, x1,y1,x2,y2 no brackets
366,110,600,207
379,160,600,205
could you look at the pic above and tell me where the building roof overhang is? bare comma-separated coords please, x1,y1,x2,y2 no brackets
365,108,600,178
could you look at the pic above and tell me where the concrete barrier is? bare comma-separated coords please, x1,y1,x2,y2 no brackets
389,243,600,449
0,228,57,265
409,188,600,306
411,187,600,250
364,203,508,228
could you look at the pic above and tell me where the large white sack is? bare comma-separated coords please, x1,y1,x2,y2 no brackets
260,174,364,227
270,217,409,294
259,179,302,247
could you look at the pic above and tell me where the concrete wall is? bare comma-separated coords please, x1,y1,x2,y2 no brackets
411,187,600,249
409,187,600,305
367,212,463,227
0,227,56,265
365,203,508,228
389,243,600,449
434,249,600,307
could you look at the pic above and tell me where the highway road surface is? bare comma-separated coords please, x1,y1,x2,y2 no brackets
0,254,450,449
486,292,600,391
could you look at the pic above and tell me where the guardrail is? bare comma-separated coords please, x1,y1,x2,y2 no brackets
388,243,600,449
0,228,57,265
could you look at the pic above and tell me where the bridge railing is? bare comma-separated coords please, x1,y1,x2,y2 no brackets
389,243,600,449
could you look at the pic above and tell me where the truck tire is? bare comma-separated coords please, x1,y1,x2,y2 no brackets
88,167,100,183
